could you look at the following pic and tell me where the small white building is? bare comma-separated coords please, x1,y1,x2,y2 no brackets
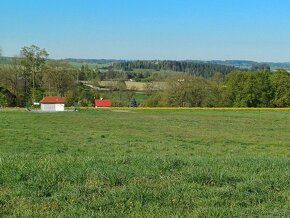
40,96,65,112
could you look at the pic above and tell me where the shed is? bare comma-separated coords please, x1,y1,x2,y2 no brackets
40,96,65,112
95,98,111,108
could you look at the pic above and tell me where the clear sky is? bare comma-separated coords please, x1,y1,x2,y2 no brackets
1,0,290,61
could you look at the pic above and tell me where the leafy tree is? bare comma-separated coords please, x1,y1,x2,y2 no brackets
208,73,227,107
225,71,273,107
78,65,87,81
116,80,127,91
65,89,78,107
0,60,22,106
20,45,48,104
270,69,290,107
143,93,163,107
42,61,74,97
163,74,210,107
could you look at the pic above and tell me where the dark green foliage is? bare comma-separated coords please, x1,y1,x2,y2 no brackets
251,63,271,71
129,97,138,107
0,87,16,106
224,71,274,107
114,60,237,77
78,64,99,81
65,83,97,107
270,69,290,107
0,92,8,107
144,70,290,107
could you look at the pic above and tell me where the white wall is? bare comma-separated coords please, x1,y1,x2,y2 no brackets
41,104,64,111
55,104,64,111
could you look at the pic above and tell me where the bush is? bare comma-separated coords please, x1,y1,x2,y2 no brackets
0,93,8,107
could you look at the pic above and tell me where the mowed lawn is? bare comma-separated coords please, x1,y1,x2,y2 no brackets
0,109,289,217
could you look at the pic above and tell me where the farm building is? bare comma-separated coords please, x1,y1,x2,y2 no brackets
40,96,65,112
95,98,111,108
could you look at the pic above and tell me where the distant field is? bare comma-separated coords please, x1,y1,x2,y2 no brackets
98,81,165,91
0,109,289,217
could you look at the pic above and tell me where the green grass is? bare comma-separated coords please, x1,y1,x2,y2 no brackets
0,109,290,217
97,91,148,106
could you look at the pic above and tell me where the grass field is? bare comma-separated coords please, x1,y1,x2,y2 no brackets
0,109,290,217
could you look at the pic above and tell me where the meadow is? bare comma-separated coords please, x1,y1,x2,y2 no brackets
0,109,290,217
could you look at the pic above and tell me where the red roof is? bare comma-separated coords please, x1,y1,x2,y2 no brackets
40,96,65,104
95,99,111,107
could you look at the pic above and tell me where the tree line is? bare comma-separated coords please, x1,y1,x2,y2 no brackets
143,70,290,107
114,60,237,77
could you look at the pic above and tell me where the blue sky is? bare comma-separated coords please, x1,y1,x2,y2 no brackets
1,0,290,61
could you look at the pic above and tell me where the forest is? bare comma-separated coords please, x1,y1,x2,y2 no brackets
114,60,237,77
0,45,290,108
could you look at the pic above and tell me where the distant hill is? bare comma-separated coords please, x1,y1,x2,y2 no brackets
185,60,290,70
205,60,257,68
0,57,15,65
0,57,126,66
62,58,125,65
113,60,238,77
205,60,290,70
1,56,290,70
65,59,290,70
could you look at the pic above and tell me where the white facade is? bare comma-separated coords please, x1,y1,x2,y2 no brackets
41,103,64,112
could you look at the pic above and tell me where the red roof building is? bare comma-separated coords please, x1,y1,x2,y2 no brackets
40,96,65,104
95,99,111,107
40,96,65,111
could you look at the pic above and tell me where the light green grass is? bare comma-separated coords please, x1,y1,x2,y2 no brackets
0,109,289,217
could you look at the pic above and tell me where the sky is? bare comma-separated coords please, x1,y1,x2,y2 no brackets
1,0,290,61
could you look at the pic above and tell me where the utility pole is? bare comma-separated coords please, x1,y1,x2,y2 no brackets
32,69,35,104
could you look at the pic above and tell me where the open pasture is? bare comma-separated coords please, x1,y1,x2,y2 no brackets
0,109,290,217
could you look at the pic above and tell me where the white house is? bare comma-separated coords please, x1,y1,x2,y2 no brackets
40,96,65,112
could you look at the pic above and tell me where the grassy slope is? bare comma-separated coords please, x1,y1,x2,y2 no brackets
0,109,289,217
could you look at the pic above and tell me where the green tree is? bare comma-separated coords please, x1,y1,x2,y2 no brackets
116,80,127,91
225,71,273,107
143,93,163,107
206,73,227,107
20,45,48,104
42,61,75,97
164,74,210,107
270,69,290,107
251,63,271,71
0,59,22,106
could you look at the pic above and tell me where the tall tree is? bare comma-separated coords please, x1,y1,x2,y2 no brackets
20,45,48,105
